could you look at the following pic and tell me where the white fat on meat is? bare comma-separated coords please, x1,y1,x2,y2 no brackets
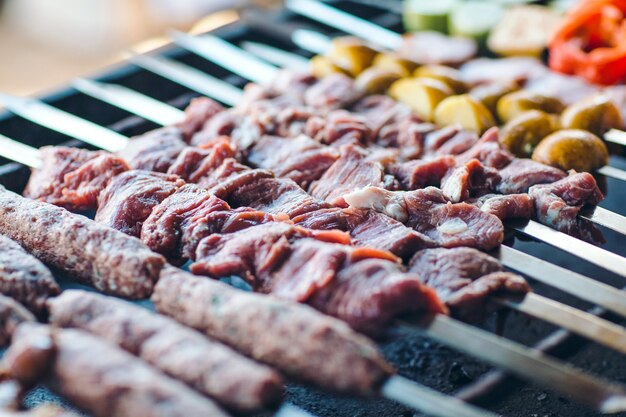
437,217,469,235
343,187,409,224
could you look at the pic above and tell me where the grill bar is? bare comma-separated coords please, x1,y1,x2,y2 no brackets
72,78,185,125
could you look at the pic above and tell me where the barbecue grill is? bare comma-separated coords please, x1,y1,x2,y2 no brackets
1,1,626,416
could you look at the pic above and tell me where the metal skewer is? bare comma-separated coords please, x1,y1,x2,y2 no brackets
72,78,185,126
1,131,626,412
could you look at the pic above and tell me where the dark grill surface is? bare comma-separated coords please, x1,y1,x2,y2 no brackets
1,2,626,416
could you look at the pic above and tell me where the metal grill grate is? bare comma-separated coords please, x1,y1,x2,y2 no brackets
1,1,626,416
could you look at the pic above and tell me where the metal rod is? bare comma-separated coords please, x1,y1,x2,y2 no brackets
599,165,626,182
0,93,128,152
169,31,278,84
381,376,501,417
0,134,41,169
72,78,185,126
285,0,402,49
242,41,311,71
497,292,626,355
581,206,626,235
127,52,242,106
292,29,331,54
402,315,626,413
499,246,626,318
515,220,626,280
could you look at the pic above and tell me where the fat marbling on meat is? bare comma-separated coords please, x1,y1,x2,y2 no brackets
410,248,530,321
344,186,504,250
23,146,129,211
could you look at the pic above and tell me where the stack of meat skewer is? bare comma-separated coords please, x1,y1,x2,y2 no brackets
0,5,626,417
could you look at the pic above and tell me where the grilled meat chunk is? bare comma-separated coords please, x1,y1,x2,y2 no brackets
344,186,504,250
177,97,225,141
49,291,284,412
23,147,129,211
410,248,530,321
389,156,456,191
497,158,566,194
141,184,274,262
0,295,35,347
3,323,229,417
0,235,59,314
457,128,514,169
95,170,185,237
247,135,339,188
166,137,236,184
192,222,350,283
119,127,188,173
468,193,534,220
310,145,394,207
305,109,372,146
153,268,393,394
0,186,164,299
530,171,604,238
0,405,79,417
208,159,331,217
304,73,362,110
441,159,501,202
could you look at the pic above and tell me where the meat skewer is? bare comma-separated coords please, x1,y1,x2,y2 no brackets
4,135,626,355
27,95,626,320
2,162,621,408
0,234,60,315
47,290,285,413
2,323,232,417
161,33,626,269
0,187,500,417
3,73,625,271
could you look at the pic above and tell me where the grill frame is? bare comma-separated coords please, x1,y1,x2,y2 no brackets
1,2,626,416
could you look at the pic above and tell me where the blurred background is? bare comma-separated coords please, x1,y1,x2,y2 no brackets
0,0,259,95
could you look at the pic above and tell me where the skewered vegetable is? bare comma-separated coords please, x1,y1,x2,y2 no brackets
414,65,467,94
549,0,626,84
327,37,378,76
389,77,453,121
532,129,609,172
560,94,624,136
311,55,350,78
500,110,558,158
470,81,520,115
355,67,404,94
434,94,496,133
497,90,564,123
372,52,418,76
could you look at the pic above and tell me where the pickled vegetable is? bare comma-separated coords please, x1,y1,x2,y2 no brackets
434,94,496,133
469,81,519,115
389,77,453,121
532,129,608,172
310,55,350,78
500,110,558,158
448,1,504,45
497,90,564,123
414,65,467,94
561,95,623,137
355,67,404,95
372,52,418,76
327,37,378,76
